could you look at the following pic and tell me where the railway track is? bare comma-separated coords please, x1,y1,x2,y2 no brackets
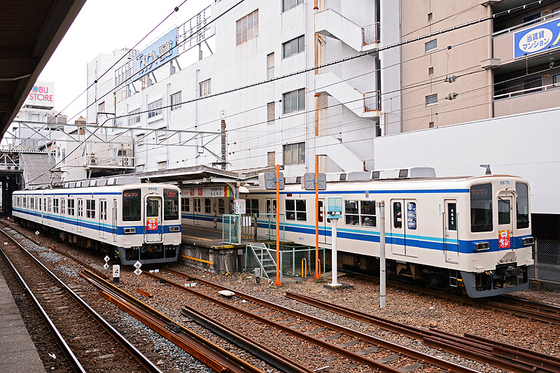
141,267,488,372
0,226,161,373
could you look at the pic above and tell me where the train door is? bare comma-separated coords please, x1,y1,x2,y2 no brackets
497,192,515,251
390,199,418,257
112,199,117,242
99,199,107,239
60,198,65,229
193,198,202,226
443,200,459,263
145,196,162,243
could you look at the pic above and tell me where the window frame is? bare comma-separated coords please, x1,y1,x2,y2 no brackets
170,91,182,111
344,200,377,228
283,88,305,114
147,98,163,119
283,35,305,59
283,142,305,165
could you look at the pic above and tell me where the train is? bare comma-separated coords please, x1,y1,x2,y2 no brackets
12,177,181,266
180,168,534,298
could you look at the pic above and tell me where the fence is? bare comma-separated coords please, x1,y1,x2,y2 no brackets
222,213,286,245
245,244,326,283
530,239,560,285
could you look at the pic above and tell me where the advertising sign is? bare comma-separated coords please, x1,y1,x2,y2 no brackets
133,28,178,81
499,230,511,249
24,81,55,108
182,186,233,198
147,217,159,231
514,18,560,58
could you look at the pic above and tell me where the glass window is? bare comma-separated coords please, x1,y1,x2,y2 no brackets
128,109,141,126
447,203,457,231
68,199,75,216
236,10,259,45
426,94,438,106
267,102,275,124
147,199,159,218
123,189,141,221
181,197,190,212
148,99,163,119
425,39,437,52
267,53,274,80
516,183,530,229
283,0,303,12
53,199,59,213
164,189,179,220
393,202,402,229
61,198,66,215
86,200,96,219
205,198,211,213
471,183,493,232
295,199,307,221
247,199,259,216
283,142,305,165
170,91,182,111
407,202,417,230
283,88,305,114
200,79,211,97
286,199,295,220
219,199,225,215
498,198,511,225
283,35,305,58
78,199,83,217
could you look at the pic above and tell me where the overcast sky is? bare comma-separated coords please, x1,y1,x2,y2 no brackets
38,0,211,121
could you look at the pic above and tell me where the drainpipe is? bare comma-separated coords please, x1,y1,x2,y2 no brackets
487,5,494,118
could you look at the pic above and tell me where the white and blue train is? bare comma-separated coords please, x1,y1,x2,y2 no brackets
180,168,534,297
12,177,181,265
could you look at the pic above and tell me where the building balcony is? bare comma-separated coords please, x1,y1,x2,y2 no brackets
315,9,379,52
494,82,560,117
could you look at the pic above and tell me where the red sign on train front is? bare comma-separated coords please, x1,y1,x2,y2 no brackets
147,217,159,231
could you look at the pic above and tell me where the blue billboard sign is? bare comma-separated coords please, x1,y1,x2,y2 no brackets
514,18,560,58
133,28,178,81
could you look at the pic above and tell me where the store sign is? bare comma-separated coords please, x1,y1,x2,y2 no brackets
133,28,178,81
182,186,233,198
514,19,560,58
25,82,55,108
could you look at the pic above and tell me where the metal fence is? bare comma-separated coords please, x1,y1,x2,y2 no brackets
530,239,560,285
245,244,326,283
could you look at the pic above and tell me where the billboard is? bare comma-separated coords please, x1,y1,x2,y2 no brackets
132,28,178,81
25,81,55,108
514,18,560,58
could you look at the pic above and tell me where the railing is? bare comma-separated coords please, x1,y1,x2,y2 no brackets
363,22,380,45
494,82,560,100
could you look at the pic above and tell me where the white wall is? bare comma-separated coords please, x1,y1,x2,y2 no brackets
373,107,560,214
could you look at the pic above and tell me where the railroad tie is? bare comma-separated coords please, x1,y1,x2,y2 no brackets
356,346,379,355
375,354,400,364
337,339,360,348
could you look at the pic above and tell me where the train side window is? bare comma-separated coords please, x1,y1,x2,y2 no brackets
30,198,35,210
393,202,402,229
204,198,211,214
318,200,324,223
498,198,510,225
267,199,277,214
61,199,65,215
516,182,530,229
407,202,417,230
247,199,259,216
68,199,75,216
53,199,59,213
48,198,52,212
218,199,225,214
361,201,376,227
123,189,141,221
182,198,190,212
447,203,457,231
86,200,96,219
345,200,359,225
100,200,107,221
39,198,41,211
286,200,295,220
164,189,179,220
296,200,307,221
470,183,493,232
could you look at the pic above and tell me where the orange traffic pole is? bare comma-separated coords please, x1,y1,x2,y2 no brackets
274,164,282,286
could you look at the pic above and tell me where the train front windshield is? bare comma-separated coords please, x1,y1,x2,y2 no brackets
123,189,141,221
470,183,493,232
164,189,179,220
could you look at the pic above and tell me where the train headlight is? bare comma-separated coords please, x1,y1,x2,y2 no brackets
522,237,534,246
474,242,490,252
124,228,136,234
169,226,180,232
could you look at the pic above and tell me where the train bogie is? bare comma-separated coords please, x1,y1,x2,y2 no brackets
12,182,181,266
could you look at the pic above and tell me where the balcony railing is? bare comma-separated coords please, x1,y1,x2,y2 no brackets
364,90,381,112
494,82,560,100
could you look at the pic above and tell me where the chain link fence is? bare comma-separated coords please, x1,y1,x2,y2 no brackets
245,244,326,283
530,239,560,285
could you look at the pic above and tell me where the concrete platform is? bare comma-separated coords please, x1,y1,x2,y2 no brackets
0,268,45,372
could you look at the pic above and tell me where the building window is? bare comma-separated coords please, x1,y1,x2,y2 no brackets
283,35,305,58
148,99,162,119
425,39,437,52
170,91,182,111
98,101,106,113
128,109,141,126
429,121,434,128
268,151,275,167
428,66,434,76
283,88,305,114
428,12,433,22
426,94,438,106
283,0,303,11
267,53,274,80
283,142,305,165
267,102,275,124
236,10,259,45
158,161,167,170
200,79,211,97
